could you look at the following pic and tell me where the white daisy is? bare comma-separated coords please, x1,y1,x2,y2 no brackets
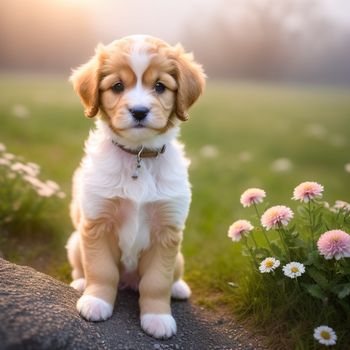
259,257,280,273
313,325,337,346
282,262,305,279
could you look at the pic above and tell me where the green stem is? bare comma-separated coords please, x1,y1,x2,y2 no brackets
335,208,341,223
340,209,349,229
277,223,292,261
307,200,315,249
295,277,302,292
242,236,258,269
250,231,258,248
253,203,273,251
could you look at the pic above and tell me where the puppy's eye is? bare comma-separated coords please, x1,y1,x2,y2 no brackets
154,82,166,94
112,82,124,93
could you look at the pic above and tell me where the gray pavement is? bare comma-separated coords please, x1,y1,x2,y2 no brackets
0,258,265,350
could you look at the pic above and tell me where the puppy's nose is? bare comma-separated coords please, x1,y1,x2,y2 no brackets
129,106,150,121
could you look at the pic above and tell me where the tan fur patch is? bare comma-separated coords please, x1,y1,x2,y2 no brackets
138,227,182,315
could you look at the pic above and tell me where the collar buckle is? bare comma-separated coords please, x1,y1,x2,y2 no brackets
112,141,166,180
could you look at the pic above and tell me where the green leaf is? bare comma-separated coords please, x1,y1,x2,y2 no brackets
302,283,327,300
335,283,350,299
337,299,350,313
304,251,316,265
253,247,270,256
313,206,323,215
340,266,350,274
241,248,250,257
313,222,324,234
291,231,299,238
285,225,296,236
304,251,326,270
297,206,308,217
308,267,329,290
293,238,308,249
338,286,350,299
270,242,282,257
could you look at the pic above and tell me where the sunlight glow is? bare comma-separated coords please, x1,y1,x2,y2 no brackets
53,0,96,8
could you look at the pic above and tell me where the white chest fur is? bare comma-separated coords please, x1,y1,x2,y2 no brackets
117,200,149,271
77,121,191,272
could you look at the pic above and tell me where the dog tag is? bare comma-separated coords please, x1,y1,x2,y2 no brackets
132,163,141,179
132,146,144,180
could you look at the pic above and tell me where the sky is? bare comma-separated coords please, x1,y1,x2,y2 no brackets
83,0,350,45
1,0,349,82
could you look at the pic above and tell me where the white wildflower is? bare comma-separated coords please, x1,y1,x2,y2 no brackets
57,191,66,199
0,158,10,166
3,153,15,161
305,123,327,138
271,158,293,172
46,180,60,192
27,162,40,176
333,200,350,213
282,262,305,279
313,325,337,346
11,162,39,177
238,151,252,162
12,104,30,119
259,257,280,273
200,145,219,158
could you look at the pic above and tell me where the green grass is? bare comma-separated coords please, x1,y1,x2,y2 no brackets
1,74,350,348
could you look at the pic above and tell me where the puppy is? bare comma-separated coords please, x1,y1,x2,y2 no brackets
66,35,205,339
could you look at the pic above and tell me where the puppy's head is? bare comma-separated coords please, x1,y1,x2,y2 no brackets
70,35,205,143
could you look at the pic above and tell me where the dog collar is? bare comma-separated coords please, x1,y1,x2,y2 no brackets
112,140,166,158
111,140,166,179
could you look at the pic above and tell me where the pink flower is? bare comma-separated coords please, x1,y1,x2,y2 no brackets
317,230,350,260
261,205,294,230
240,188,266,207
228,220,254,242
292,181,324,202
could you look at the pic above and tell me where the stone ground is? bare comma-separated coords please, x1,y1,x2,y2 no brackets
0,258,266,350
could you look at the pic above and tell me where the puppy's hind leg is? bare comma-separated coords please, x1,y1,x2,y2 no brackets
66,231,85,293
171,252,191,300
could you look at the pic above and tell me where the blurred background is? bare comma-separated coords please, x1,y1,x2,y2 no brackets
0,0,349,320
1,0,350,84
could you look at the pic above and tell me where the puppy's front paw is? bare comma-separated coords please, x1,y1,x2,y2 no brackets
77,295,113,321
171,279,191,300
141,314,177,339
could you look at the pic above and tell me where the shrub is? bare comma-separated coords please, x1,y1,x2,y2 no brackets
228,182,350,349
0,142,65,239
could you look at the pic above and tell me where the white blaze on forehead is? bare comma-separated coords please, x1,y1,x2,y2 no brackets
127,37,153,108
129,37,152,82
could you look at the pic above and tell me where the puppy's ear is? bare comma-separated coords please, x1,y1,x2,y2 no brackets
69,44,106,118
172,44,206,121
